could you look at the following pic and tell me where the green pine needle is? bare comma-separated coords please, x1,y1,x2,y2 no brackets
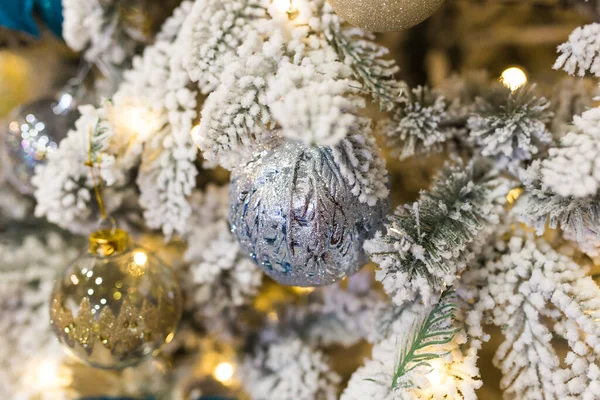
391,290,459,390
326,25,405,113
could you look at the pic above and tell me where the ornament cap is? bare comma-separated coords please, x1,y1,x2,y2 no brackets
89,228,130,257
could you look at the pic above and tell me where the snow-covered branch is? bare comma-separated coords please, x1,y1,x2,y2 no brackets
365,159,508,307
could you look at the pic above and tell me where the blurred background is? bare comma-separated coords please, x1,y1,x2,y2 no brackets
0,0,597,398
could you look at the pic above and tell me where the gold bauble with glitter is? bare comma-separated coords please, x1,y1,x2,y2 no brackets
327,0,445,32
49,228,182,369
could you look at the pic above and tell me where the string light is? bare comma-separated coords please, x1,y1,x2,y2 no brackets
128,251,148,277
506,187,524,205
28,358,71,391
500,66,528,91
292,286,315,295
214,362,234,384
35,360,59,387
426,361,445,386
267,311,279,322
273,0,291,13
190,123,202,149
190,124,201,139
134,251,148,266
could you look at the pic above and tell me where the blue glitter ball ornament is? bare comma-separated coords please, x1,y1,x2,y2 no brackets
1,93,78,195
229,139,387,287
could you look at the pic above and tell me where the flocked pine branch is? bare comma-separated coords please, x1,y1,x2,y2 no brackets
194,32,277,169
468,235,600,399
116,1,199,238
342,291,482,400
324,14,405,112
379,86,456,160
35,2,198,236
62,0,147,69
179,0,270,93
555,23,600,77
331,121,390,206
467,85,553,168
183,185,262,332
540,106,600,198
365,159,509,307
549,77,598,138
241,337,341,400
32,103,126,233
515,160,600,246
387,290,459,390
268,61,365,147
193,3,387,175
279,269,387,347
134,41,198,237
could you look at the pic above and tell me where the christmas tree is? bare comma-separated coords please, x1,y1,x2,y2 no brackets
2,0,600,399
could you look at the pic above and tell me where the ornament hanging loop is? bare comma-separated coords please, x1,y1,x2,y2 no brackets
96,215,117,234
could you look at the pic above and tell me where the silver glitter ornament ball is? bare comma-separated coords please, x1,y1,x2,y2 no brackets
229,140,387,287
327,0,445,32
1,93,79,195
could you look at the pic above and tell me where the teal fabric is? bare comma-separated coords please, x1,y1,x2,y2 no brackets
34,0,63,37
0,0,62,38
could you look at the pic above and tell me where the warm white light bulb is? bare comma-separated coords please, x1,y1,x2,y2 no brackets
214,362,234,383
426,361,445,386
35,360,59,388
190,124,202,149
500,67,528,91
273,0,291,13
133,251,148,266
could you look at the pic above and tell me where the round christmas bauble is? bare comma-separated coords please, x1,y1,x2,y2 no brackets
229,140,386,287
327,0,445,32
49,228,182,369
1,93,79,195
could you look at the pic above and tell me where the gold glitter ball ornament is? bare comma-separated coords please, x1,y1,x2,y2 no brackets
49,228,183,369
327,0,445,32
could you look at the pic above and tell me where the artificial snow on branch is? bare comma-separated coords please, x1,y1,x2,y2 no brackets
555,23,600,77
467,85,553,168
134,45,198,237
342,291,482,400
33,103,126,233
268,60,365,147
516,160,600,245
469,235,600,399
324,14,405,112
379,86,455,160
194,32,278,169
180,0,270,93
62,0,145,70
540,106,600,198
241,337,340,400
115,1,200,237
365,159,508,307
279,269,387,347
183,186,262,330
331,122,390,205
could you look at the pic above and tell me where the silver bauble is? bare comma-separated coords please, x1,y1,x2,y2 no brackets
1,93,79,195
229,140,387,287
327,0,445,32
